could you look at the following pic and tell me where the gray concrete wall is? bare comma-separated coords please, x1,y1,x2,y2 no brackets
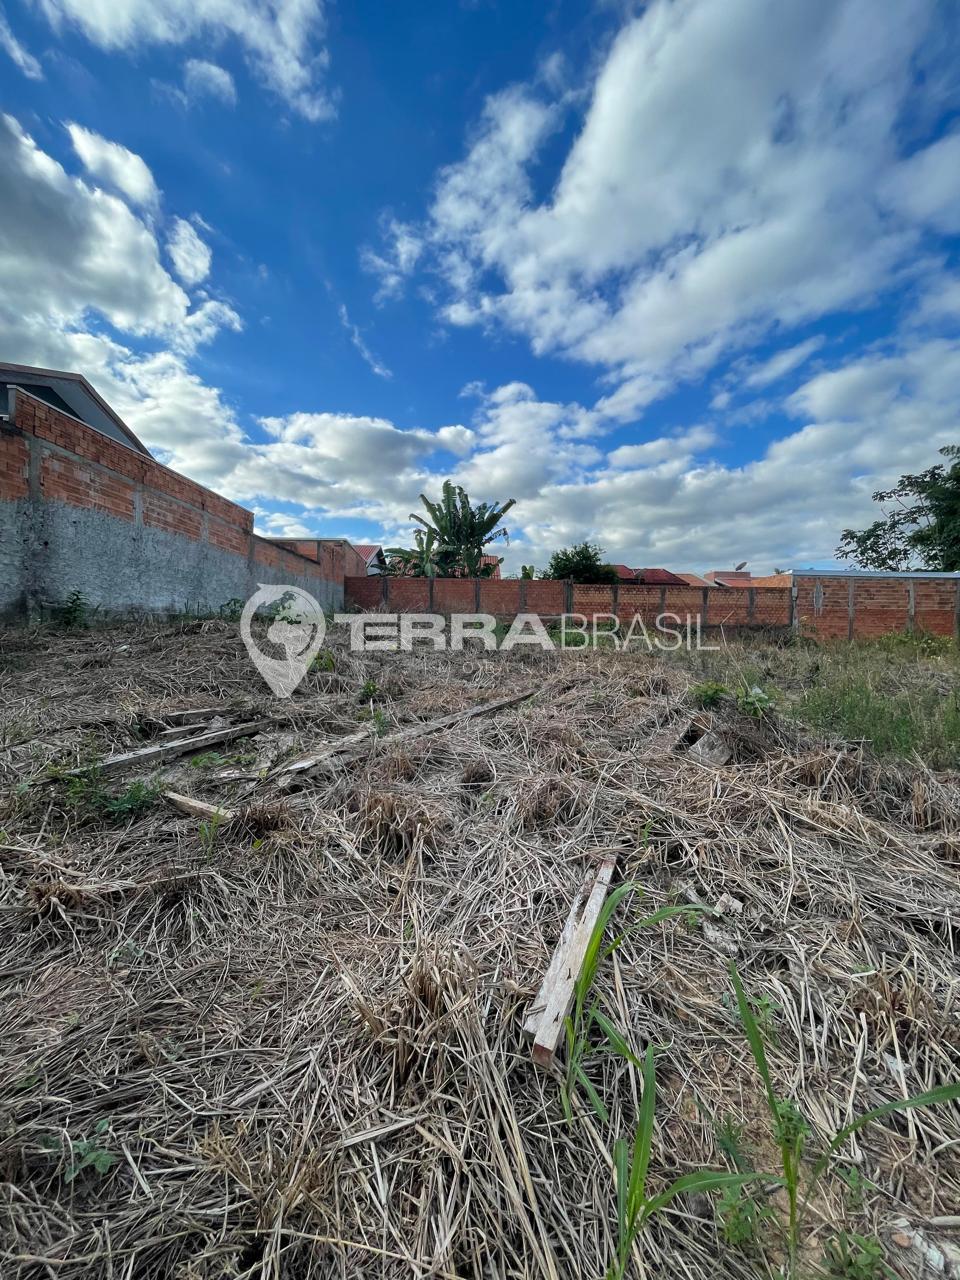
15,503,342,618
0,426,343,621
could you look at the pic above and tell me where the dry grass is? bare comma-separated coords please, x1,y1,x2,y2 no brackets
0,620,958,1279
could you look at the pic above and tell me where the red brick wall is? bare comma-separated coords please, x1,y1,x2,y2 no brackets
795,573,959,639
267,539,359,583
346,575,384,609
0,430,30,500
5,390,342,613
344,576,794,632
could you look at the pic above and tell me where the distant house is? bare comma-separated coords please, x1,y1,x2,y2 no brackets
705,569,791,588
705,569,753,587
1,360,150,456
635,567,689,586
610,564,639,580
352,543,387,574
675,571,721,588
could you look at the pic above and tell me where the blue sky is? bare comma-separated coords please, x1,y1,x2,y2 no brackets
1,0,959,573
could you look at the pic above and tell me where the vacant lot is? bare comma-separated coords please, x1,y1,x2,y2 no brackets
1,622,959,1279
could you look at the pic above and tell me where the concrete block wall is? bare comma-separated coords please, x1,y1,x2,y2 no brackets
0,389,343,619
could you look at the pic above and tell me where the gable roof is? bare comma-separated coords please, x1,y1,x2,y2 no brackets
635,567,688,586
0,361,150,456
352,543,385,565
676,571,724,588
610,563,638,580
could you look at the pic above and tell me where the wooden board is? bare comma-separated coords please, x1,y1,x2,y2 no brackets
528,853,618,1069
68,720,272,776
163,791,236,822
276,688,536,777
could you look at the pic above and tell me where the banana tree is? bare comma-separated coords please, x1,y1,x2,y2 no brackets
410,480,515,577
384,527,440,577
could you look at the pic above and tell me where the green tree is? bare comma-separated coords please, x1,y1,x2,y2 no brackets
384,528,439,577
397,480,514,577
837,447,960,571
543,542,620,584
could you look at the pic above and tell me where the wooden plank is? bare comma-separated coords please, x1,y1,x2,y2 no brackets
276,688,536,777
163,791,236,822
523,865,596,1041
530,853,618,1069
69,720,272,776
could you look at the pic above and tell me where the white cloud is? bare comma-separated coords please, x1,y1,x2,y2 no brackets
167,217,212,286
608,426,716,470
742,336,825,388
184,58,237,106
67,122,159,209
361,218,423,304
0,112,242,486
337,303,392,379
0,8,42,78
881,129,960,235
368,0,953,417
32,0,334,121
2,114,189,334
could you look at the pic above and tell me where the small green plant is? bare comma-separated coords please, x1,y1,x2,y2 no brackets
716,1183,772,1250
61,771,158,822
190,751,227,770
107,938,143,968
312,648,336,672
102,780,159,819
822,1231,890,1280
42,1118,118,1182
359,677,379,702
729,961,960,1276
608,1049,756,1279
371,708,389,736
736,682,773,717
199,810,224,856
60,589,90,628
836,1163,870,1210
219,597,245,622
562,882,699,1121
690,680,728,708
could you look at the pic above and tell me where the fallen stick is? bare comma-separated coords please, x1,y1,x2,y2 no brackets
163,791,236,822
276,688,537,777
67,721,272,776
528,852,618,1070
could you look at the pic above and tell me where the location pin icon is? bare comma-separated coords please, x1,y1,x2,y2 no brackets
240,585,326,698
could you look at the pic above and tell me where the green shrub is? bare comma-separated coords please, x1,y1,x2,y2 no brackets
690,680,728,708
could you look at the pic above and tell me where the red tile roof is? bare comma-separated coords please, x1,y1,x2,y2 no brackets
480,555,502,579
610,564,639,580
676,571,724,588
352,543,383,564
635,567,688,586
